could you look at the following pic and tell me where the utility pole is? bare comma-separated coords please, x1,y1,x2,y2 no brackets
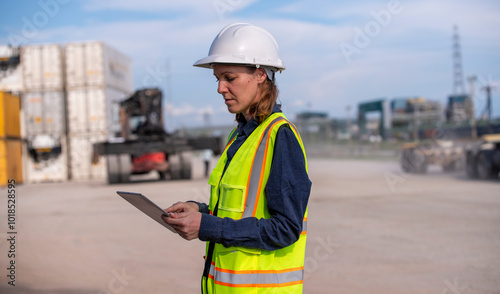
482,85,495,122
452,25,466,95
467,75,477,138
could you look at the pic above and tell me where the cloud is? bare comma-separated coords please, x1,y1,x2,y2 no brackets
164,101,234,128
2,0,499,126
276,0,395,22
267,1,500,112
82,0,213,13
81,0,260,21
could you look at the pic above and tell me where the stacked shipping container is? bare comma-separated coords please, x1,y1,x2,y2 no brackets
0,46,23,93
0,47,23,186
0,66,23,93
65,41,133,181
0,92,23,186
21,44,67,183
17,41,133,183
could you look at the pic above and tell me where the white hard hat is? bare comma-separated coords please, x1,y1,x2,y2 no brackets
194,23,285,73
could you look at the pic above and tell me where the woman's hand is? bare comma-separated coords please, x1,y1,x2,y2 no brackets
163,211,201,240
164,201,199,214
162,202,201,240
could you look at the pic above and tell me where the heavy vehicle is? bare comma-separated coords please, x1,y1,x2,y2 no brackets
400,134,500,180
92,88,222,184
465,134,500,179
400,140,464,174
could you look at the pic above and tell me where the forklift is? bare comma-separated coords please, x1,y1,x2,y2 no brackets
93,88,222,184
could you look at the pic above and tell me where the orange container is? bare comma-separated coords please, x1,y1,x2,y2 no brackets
0,138,23,186
0,92,21,139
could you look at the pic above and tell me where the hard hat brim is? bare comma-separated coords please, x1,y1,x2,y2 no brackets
193,55,285,71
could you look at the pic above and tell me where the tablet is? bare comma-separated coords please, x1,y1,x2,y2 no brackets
116,191,176,233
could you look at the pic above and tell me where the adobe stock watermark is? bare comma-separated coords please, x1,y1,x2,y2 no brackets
141,59,170,89
383,137,439,193
304,235,340,280
213,0,252,20
7,0,72,46
190,185,211,205
441,277,468,294
384,171,408,193
98,268,135,294
340,0,403,63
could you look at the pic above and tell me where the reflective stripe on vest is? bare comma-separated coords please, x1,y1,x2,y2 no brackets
208,262,304,288
242,116,285,218
226,126,238,145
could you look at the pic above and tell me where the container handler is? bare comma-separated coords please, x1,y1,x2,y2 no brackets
92,88,222,184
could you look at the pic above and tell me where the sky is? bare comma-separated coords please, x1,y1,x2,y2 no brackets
1,0,499,130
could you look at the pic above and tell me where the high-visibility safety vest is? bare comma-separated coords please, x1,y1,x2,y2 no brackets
202,112,309,293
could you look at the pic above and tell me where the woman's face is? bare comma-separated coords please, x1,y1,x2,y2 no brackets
213,64,266,121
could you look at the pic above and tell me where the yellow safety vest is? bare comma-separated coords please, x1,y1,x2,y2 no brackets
202,113,309,293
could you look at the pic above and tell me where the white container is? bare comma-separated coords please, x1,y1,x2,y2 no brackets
0,64,23,93
23,91,66,135
0,46,22,93
65,41,133,92
21,44,64,91
23,133,68,183
67,87,129,136
0,45,17,57
68,132,107,181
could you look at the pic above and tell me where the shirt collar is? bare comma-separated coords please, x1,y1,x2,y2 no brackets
237,104,282,137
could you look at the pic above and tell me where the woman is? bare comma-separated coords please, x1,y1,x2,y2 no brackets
163,23,312,293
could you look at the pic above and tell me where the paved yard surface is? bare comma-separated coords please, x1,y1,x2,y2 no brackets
0,158,499,293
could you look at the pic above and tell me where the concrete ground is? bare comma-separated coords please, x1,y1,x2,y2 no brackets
0,157,499,293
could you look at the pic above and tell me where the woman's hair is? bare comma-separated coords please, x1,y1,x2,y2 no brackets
236,67,279,124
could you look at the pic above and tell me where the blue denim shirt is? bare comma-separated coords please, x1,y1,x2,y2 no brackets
197,105,312,251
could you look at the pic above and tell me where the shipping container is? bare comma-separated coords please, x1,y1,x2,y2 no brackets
0,45,22,93
0,92,21,139
65,41,133,92
67,87,129,136
68,132,107,181
23,91,66,135
21,44,64,91
0,45,18,57
0,138,23,186
23,133,68,183
0,65,23,93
